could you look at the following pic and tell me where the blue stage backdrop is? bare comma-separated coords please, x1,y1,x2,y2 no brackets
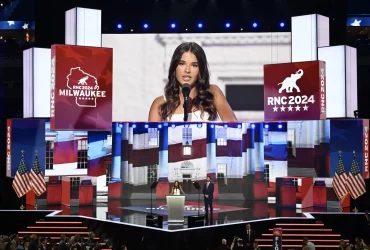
7,119,46,177
330,119,364,177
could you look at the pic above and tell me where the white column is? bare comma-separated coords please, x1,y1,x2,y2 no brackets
291,14,329,62
65,8,102,47
23,48,51,118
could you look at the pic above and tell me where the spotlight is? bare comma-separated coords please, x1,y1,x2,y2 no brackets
170,23,176,29
278,124,283,129
280,22,285,27
171,124,176,128
144,124,149,129
210,124,215,128
185,124,189,128
223,124,228,129
132,124,137,129
158,124,162,129
237,124,242,129
225,22,231,28
264,124,269,129
251,124,255,129
143,23,149,29
197,23,203,28
252,22,258,28
197,123,202,128
118,123,123,128
117,24,122,29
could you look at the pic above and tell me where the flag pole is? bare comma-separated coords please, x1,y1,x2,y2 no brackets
338,150,343,212
353,150,358,213
20,150,25,210
34,150,38,210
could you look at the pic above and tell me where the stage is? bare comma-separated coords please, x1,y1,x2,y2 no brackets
3,200,367,249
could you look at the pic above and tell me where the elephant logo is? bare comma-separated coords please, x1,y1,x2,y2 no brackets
278,69,304,93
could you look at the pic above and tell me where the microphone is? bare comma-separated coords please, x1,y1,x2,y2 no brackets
182,83,190,121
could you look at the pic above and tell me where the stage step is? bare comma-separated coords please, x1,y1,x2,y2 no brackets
268,228,332,231
18,231,90,235
27,226,88,229
258,220,345,250
35,221,83,224
259,244,342,248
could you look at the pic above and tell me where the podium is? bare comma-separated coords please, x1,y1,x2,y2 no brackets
166,195,186,223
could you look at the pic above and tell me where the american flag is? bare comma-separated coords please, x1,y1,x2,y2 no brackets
12,155,31,198
332,154,349,199
30,154,46,196
346,154,367,200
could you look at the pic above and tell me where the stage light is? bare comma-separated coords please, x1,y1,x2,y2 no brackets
171,124,176,128
223,124,228,129
158,124,162,129
237,124,242,129
170,23,176,29
264,124,269,129
225,22,231,28
143,23,149,29
252,22,258,28
280,22,285,27
185,124,189,128
197,23,203,28
118,123,123,128
251,124,255,129
210,124,215,128
132,124,137,129
117,24,122,29
197,123,202,128
144,124,149,129
278,124,283,129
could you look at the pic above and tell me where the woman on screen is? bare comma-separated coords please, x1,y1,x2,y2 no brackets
170,181,185,195
148,42,237,122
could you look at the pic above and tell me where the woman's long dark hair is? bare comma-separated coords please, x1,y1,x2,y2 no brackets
174,181,180,189
159,42,218,121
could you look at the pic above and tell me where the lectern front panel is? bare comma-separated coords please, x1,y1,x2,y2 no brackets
166,195,186,223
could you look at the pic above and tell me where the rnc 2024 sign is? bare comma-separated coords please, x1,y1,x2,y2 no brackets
264,61,326,121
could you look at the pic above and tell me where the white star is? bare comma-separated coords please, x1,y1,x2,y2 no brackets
280,106,286,112
351,19,361,26
303,105,309,111
273,106,278,112
22,23,28,29
295,105,301,111
287,105,293,112
7,21,15,26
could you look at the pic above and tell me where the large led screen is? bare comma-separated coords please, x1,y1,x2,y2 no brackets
102,32,291,122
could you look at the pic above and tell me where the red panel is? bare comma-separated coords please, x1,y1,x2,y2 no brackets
61,177,70,206
288,148,315,169
253,202,268,218
51,45,113,130
301,177,313,208
340,193,350,208
216,140,242,157
47,184,62,205
264,61,326,121
279,186,296,207
6,119,12,177
26,190,36,206
79,207,93,217
255,171,264,180
54,140,77,164
156,182,170,199
213,182,218,199
132,147,159,167
108,181,122,199
363,119,369,179
313,186,327,207
254,182,268,200
88,156,110,176
168,139,206,163
268,182,276,196
79,186,94,205
108,200,122,216
61,206,70,215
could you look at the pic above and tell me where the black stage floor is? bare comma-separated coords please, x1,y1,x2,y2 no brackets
33,200,347,231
